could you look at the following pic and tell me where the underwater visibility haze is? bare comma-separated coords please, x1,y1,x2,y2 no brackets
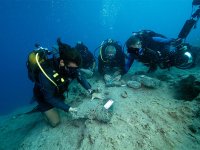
0,0,199,115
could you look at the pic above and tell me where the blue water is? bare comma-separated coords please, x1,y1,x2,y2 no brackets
0,0,199,115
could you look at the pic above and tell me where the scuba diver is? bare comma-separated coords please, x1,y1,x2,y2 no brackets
98,39,125,86
26,39,102,127
74,41,96,78
125,30,194,73
126,0,200,73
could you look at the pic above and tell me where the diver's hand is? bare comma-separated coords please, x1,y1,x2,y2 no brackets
171,38,182,46
69,107,78,112
179,45,188,51
91,93,104,100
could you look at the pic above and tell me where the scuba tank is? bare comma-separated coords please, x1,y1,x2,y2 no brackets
27,44,51,82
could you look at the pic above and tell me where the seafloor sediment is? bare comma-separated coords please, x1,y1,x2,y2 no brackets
0,65,200,150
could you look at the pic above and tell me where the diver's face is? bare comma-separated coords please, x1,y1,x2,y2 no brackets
59,60,79,77
59,60,78,68
67,62,78,68
132,41,142,49
59,59,65,67
106,53,116,60
127,41,142,55
66,62,79,78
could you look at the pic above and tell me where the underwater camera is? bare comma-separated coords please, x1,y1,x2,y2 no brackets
178,4,200,39
193,0,200,5
178,19,197,39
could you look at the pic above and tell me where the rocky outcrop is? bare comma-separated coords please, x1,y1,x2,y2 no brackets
127,75,161,89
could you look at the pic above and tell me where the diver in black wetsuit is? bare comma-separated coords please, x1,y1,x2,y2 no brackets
98,39,125,86
125,30,193,73
75,41,96,78
32,39,100,127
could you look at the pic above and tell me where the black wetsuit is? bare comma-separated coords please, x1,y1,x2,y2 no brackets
98,43,125,75
33,62,91,112
75,43,95,69
128,48,160,72
126,30,174,72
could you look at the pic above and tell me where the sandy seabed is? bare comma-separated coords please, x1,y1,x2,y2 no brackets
0,64,200,150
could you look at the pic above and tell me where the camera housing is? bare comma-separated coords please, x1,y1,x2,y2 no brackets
193,0,200,5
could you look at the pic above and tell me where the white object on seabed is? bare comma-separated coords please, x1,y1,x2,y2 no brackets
104,99,114,109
